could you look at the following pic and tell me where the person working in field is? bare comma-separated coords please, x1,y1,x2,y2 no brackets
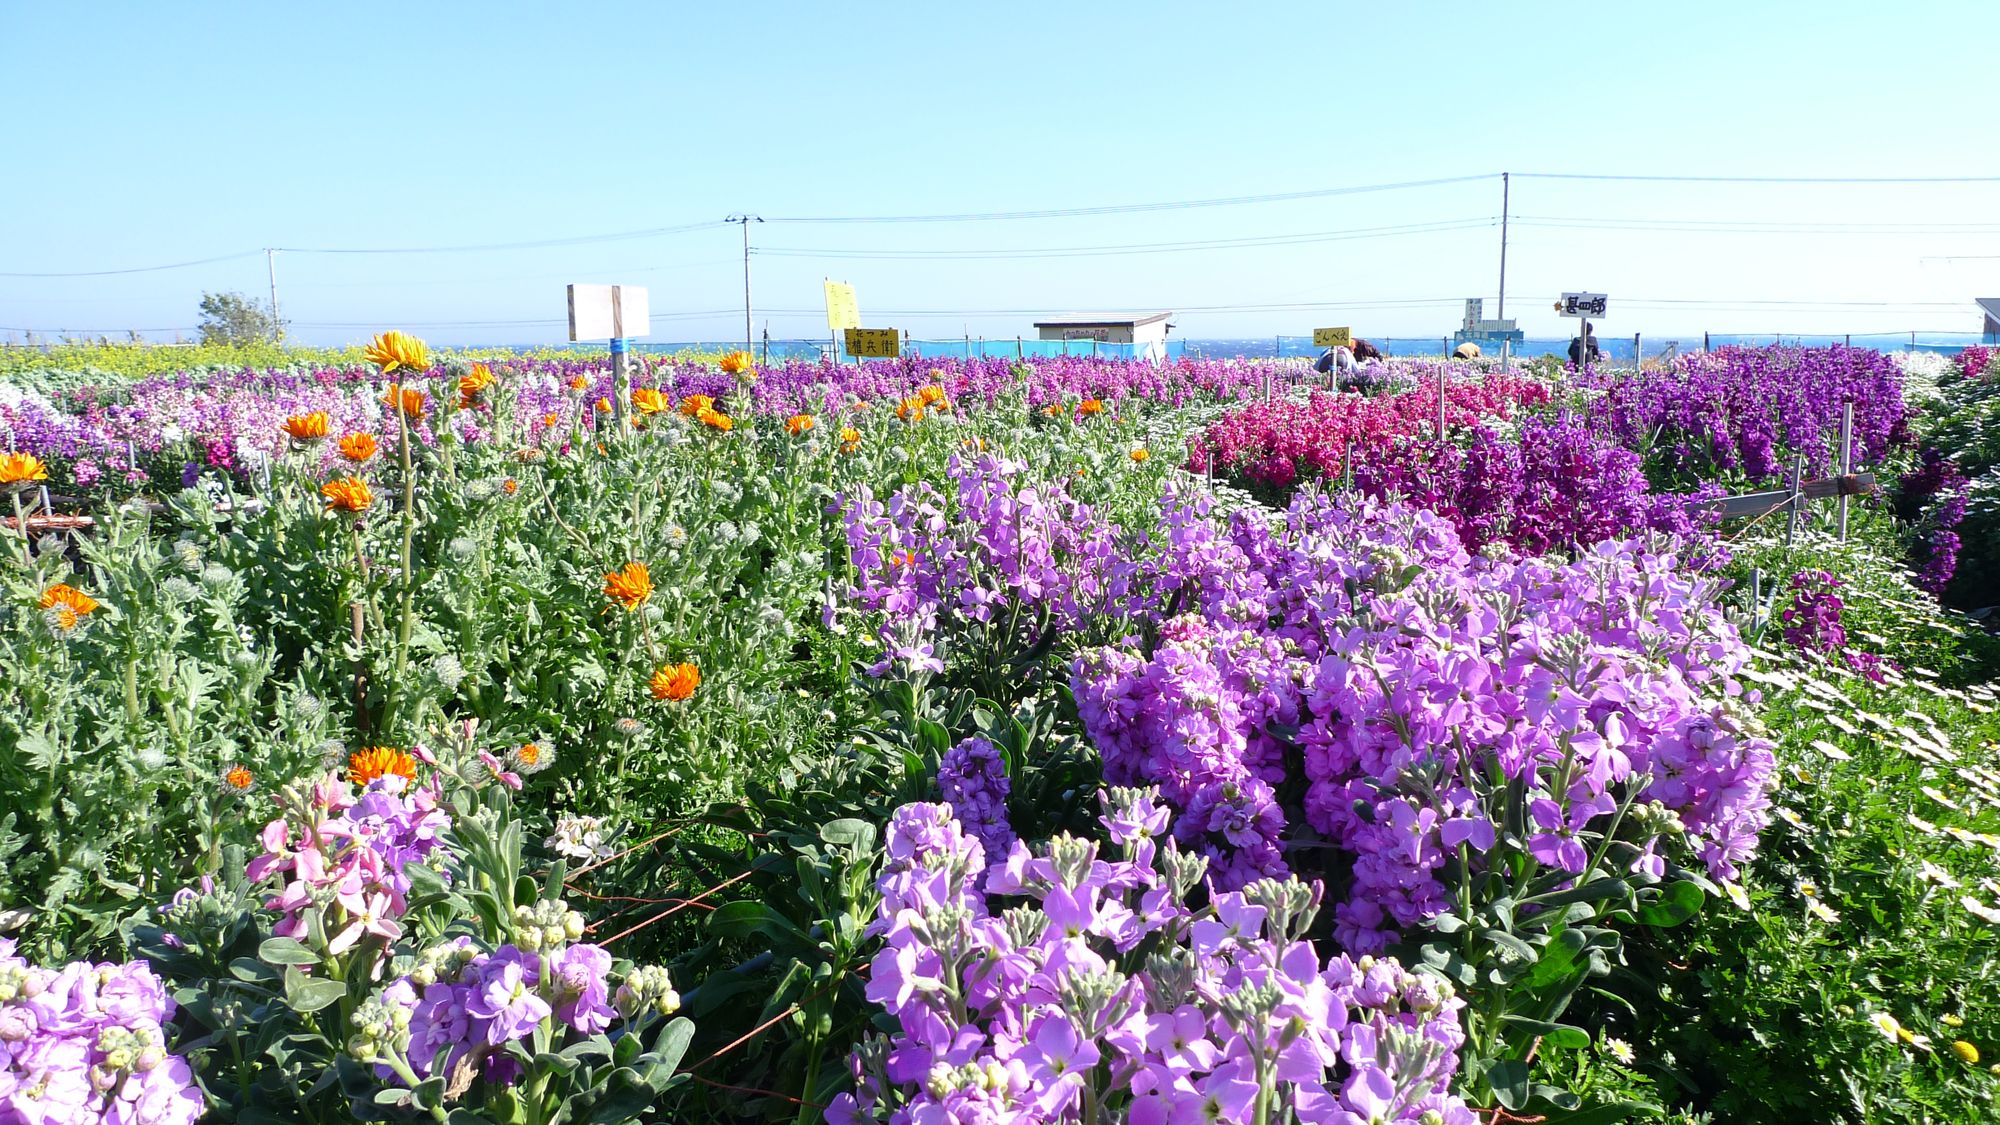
1315,341,1360,379
1568,323,1602,367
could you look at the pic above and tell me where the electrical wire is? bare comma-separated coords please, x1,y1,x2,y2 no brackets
273,220,726,254
763,174,1498,223
753,219,1496,260
0,251,263,278
1515,172,2000,184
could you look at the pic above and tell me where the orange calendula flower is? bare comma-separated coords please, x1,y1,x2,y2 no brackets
363,331,431,373
631,387,670,415
282,412,331,442
839,427,861,454
457,363,495,406
502,478,519,495
594,397,613,414
1078,399,1105,417
918,384,949,407
695,407,733,432
648,662,701,702
1041,402,1066,417
678,393,715,418
0,451,50,490
541,411,560,428
223,765,255,792
1130,448,1150,463
321,476,375,513
381,384,426,419
784,414,815,436
719,351,755,376
569,375,590,391
338,433,379,462
603,561,653,611
896,397,926,422
39,584,100,619
348,746,417,786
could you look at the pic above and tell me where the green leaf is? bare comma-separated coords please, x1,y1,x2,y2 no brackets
819,818,876,851
1500,1016,1591,1050
1636,880,1705,928
1488,1059,1531,1110
286,976,348,1013
1524,928,1588,992
257,937,320,966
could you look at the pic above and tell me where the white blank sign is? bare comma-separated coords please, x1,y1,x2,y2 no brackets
567,284,651,340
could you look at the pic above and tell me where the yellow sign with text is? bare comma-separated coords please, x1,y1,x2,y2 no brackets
844,327,901,358
1312,326,1352,348
824,280,859,331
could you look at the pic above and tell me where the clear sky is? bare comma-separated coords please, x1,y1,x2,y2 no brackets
4,0,1997,347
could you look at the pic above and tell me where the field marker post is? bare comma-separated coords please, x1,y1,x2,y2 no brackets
1837,401,1854,541
1437,362,1447,439
1785,451,1806,546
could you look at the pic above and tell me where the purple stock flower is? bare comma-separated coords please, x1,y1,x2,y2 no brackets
937,736,1016,864
467,950,551,1046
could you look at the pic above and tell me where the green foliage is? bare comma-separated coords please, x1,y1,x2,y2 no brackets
197,291,286,347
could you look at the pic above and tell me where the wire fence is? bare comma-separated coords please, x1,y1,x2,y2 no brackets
602,330,1998,366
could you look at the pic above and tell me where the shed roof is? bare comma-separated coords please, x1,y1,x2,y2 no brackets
1979,297,2000,322
1032,311,1173,328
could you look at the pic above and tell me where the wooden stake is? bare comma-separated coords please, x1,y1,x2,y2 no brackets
1837,401,1854,541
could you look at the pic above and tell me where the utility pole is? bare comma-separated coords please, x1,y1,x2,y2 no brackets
1496,172,1510,372
266,249,283,342
727,214,763,351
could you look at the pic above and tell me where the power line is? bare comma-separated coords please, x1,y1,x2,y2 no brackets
274,220,727,254
1516,215,2000,235
0,251,263,278
1515,172,2000,184
763,174,1498,224
754,218,1496,260
770,226,1495,261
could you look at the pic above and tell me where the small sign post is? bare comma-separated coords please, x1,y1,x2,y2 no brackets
844,327,901,359
568,284,650,424
824,280,859,362
1312,326,1353,349
1554,292,1608,376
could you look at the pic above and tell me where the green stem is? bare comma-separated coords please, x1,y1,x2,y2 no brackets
393,402,417,713
8,490,28,567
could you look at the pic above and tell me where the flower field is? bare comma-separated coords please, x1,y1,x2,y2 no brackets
2,337,1998,1124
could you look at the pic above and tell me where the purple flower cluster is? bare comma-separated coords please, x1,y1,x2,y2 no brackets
1778,570,1894,683
0,941,203,1125
832,453,1149,678
1354,417,1717,558
1779,570,1847,654
937,736,1016,864
249,771,451,956
1894,448,1970,594
1955,345,1997,380
1076,494,1776,952
350,896,679,1103
832,792,1474,1125
1584,345,1909,484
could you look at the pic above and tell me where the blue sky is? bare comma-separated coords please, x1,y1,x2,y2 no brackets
3,0,1996,346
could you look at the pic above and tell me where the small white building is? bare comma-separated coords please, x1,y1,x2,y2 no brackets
1033,311,1174,362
